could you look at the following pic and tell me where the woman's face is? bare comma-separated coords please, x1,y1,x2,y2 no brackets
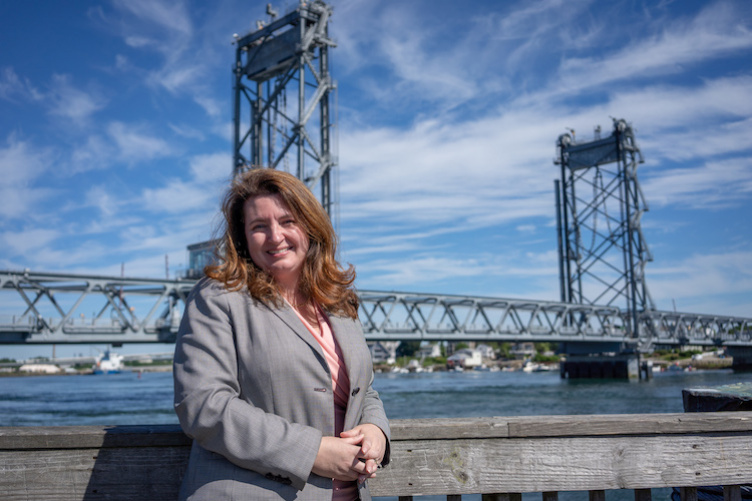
243,194,310,291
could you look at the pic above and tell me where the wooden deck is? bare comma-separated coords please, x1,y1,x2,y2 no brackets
1,412,751,500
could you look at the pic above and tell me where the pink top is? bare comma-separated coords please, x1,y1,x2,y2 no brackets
293,304,357,501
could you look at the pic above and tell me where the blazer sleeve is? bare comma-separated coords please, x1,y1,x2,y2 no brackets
361,377,392,466
173,279,322,491
341,316,391,467
360,380,392,466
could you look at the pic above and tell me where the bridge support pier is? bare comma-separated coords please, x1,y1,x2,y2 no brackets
727,347,752,372
560,354,640,380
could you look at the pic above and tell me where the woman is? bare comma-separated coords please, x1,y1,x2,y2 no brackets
174,169,390,500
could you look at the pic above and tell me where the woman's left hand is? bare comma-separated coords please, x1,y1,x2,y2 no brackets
340,423,387,483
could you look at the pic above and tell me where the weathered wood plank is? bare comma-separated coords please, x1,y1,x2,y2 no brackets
3,413,752,450
0,447,189,501
0,424,189,450
2,414,752,501
506,412,752,438
368,434,752,496
388,413,752,441
389,417,510,440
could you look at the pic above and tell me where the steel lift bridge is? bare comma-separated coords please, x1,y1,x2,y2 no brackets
1,1,751,372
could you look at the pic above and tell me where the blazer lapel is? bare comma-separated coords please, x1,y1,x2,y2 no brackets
328,315,368,431
328,316,362,385
267,302,326,360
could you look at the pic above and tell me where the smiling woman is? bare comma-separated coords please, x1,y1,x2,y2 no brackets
243,194,310,298
173,168,390,501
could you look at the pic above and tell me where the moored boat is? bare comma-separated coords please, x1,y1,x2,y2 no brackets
92,349,124,374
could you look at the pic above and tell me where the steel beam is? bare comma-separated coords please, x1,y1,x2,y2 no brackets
2,270,750,349
232,0,337,218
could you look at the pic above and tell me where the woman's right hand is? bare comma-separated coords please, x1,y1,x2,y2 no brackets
312,433,371,481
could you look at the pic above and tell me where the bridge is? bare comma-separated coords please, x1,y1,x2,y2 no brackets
1,269,750,354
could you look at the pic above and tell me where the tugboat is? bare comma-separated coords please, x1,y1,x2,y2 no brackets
92,349,124,374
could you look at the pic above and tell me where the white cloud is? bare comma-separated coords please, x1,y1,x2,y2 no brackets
47,74,108,123
107,121,171,160
140,151,229,214
84,185,118,217
643,157,752,209
112,0,193,39
69,135,111,173
0,67,42,102
189,152,232,183
649,250,752,312
0,135,54,219
556,2,752,95
0,228,60,257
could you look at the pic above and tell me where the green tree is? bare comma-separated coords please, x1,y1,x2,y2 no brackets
396,341,421,358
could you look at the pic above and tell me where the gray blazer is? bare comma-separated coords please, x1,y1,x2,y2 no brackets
173,278,390,501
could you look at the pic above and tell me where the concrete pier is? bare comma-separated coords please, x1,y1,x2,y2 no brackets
560,354,640,379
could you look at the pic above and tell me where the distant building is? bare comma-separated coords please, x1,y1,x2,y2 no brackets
369,341,398,364
19,364,60,374
186,240,218,279
510,342,536,360
417,343,441,359
476,344,496,359
447,349,482,368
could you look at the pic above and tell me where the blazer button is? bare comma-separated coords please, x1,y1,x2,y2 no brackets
351,387,360,396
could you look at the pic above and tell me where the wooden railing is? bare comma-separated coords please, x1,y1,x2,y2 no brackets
1,412,751,500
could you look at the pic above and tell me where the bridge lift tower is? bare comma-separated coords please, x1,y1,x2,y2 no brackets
232,0,338,219
555,119,655,351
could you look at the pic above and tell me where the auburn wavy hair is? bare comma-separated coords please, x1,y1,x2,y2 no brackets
205,169,359,319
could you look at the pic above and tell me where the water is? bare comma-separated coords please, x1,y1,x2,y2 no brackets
3,367,751,426
3,368,751,500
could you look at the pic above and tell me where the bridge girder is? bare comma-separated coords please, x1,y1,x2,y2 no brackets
1,270,750,352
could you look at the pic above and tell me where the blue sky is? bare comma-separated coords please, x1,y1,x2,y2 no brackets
1,0,752,358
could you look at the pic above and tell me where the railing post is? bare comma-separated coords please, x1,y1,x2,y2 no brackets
680,486,697,501
589,490,606,501
635,488,652,501
724,485,742,501
543,491,559,501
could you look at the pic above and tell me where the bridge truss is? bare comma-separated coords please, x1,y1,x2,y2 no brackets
1,270,750,351
232,0,337,217
555,119,654,340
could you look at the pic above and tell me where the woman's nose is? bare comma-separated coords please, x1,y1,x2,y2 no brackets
268,223,284,243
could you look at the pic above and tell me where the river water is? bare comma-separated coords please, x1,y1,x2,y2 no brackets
3,367,752,426
3,368,751,500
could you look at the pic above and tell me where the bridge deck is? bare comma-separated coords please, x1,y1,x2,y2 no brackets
1,270,750,348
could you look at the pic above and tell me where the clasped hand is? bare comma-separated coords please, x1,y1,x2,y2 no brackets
311,423,386,483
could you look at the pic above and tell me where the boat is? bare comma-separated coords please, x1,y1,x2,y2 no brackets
522,361,539,372
92,349,124,374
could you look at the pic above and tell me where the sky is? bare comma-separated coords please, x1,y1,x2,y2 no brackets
1,0,751,359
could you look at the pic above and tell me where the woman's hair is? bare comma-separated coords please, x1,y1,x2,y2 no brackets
205,168,359,318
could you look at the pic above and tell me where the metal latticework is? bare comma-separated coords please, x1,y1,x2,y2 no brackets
555,119,655,342
2,270,751,348
232,1,337,217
